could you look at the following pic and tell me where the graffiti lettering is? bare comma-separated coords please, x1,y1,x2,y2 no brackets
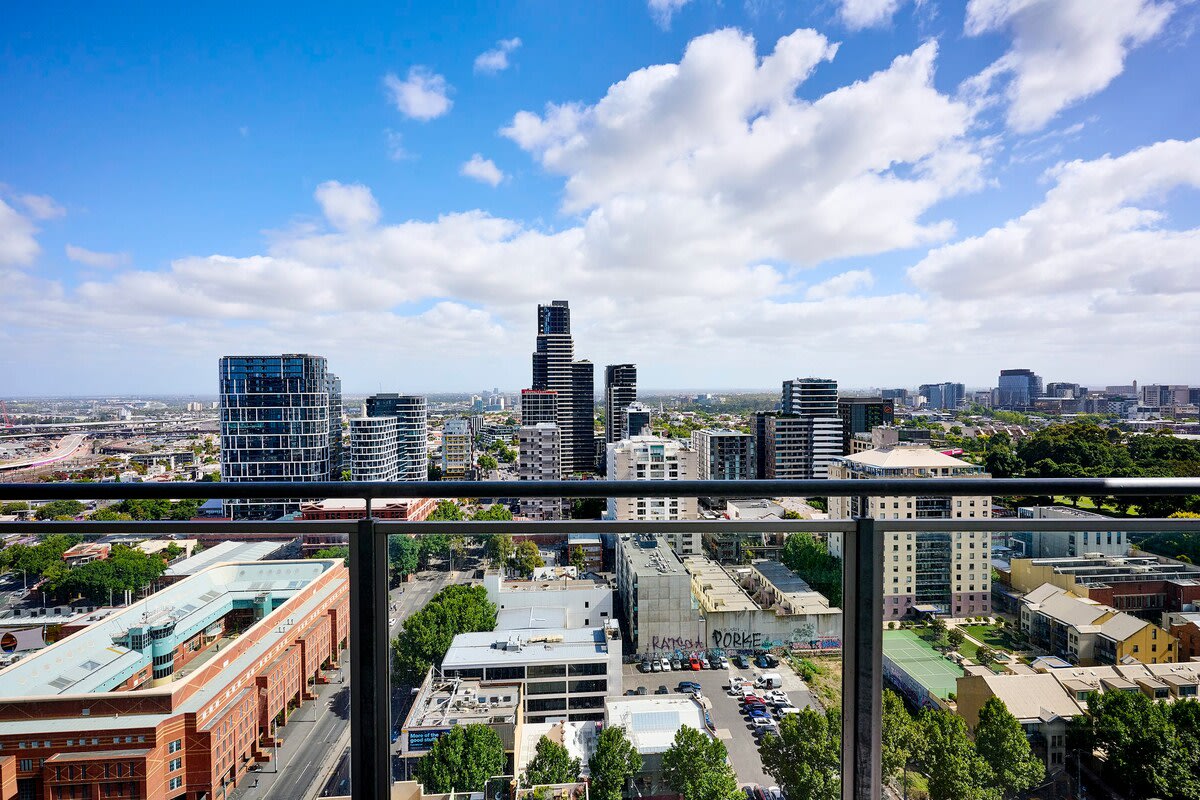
711,629,842,652
711,629,765,650
650,635,703,652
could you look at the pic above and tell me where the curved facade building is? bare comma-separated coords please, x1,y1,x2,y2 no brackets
350,416,400,481
364,394,429,481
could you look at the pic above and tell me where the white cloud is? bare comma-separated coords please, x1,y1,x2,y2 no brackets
384,67,453,120
909,138,1200,305
648,0,693,28
474,38,522,75
313,181,381,231
384,129,409,161
65,244,131,269
838,0,906,29
460,154,506,186
964,0,1173,133
0,198,41,267
18,194,65,220
805,269,875,300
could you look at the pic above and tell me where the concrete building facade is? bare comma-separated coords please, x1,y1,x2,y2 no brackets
1012,506,1128,559
615,535,698,655
364,394,429,481
349,415,399,481
518,423,564,520
606,436,700,557
691,429,756,481
441,418,474,480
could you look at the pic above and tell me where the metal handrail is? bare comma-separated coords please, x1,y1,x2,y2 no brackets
1,477,1198,800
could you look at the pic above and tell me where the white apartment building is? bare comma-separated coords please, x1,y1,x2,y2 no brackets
484,571,614,629
606,435,700,557
828,446,993,619
518,422,564,520
350,416,400,481
442,418,474,479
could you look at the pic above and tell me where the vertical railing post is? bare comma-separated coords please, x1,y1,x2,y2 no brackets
350,515,391,800
842,512,883,800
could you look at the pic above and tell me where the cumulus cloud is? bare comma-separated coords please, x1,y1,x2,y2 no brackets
909,138,1200,307
65,244,131,269
18,194,65,220
314,181,381,230
384,67,453,120
964,0,1173,133
474,38,522,74
0,199,42,267
805,269,875,300
460,154,506,186
648,0,692,28
838,0,907,29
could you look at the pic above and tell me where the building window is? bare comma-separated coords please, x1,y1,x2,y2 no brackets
169,776,183,790
19,759,32,771
168,739,183,753
169,758,182,771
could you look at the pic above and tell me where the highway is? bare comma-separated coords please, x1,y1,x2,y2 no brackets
0,433,88,472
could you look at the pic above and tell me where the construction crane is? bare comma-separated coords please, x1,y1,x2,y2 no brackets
0,400,12,428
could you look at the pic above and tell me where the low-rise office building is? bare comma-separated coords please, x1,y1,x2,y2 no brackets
1021,583,1178,665
440,626,622,724
398,673,523,767
483,571,614,630
604,696,712,797
1012,506,1129,558
0,559,349,800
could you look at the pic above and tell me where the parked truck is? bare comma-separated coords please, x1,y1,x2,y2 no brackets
756,672,783,689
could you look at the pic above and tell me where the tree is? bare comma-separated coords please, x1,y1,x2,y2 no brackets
312,546,349,566
1080,689,1191,799
512,540,544,577
0,502,30,515
947,628,966,651
416,724,506,793
983,443,1022,479
340,469,352,481
524,735,581,786
471,504,513,521
478,453,499,471
89,508,133,521
428,500,464,521
569,545,586,573
759,706,840,800
588,726,642,800
916,709,997,800
662,725,741,800
931,617,947,644
487,534,515,568
974,697,1044,799
34,500,85,520
976,646,996,667
389,535,419,579
392,585,497,684
882,690,921,783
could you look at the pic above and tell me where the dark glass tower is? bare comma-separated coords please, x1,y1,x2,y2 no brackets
364,394,429,481
530,300,596,474
604,364,637,444
219,354,341,520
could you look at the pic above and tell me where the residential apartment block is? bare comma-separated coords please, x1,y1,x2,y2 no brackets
828,446,993,618
606,436,700,556
518,422,565,520
363,393,429,481
604,364,637,445
691,429,756,481
1020,583,1177,665
441,418,474,479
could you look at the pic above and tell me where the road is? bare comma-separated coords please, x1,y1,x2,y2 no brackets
0,433,87,472
230,565,473,800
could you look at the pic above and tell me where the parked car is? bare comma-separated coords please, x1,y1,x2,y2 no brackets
774,704,799,717
767,787,783,800
699,656,710,669
756,672,784,689
670,658,682,671
767,690,789,704
754,655,771,668
689,658,702,671
734,654,750,669
660,657,672,671
655,685,669,695
678,680,701,693
651,660,662,672
752,783,770,800
744,787,757,800
747,707,770,719
640,659,652,673
740,694,766,706
636,685,649,695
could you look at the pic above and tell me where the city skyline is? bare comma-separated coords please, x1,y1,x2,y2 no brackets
3,2,1199,394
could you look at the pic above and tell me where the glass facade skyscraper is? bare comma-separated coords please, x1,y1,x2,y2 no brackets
219,354,341,520
364,394,429,481
604,364,637,444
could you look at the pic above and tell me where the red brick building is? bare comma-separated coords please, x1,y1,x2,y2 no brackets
0,558,349,800
297,497,437,555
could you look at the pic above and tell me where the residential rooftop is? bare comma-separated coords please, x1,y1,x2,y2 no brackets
442,627,614,669
405,675,521,730
619,534,687,577
604,696,709,755
683,557,757,612
162,539,287,576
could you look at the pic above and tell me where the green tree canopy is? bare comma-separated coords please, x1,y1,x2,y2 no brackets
34,499,86,520
882,689,921,781
758,706,841,800
947,628,966,651
512,540,545,577
471,504,513,521
1079,689,1196,799
477,453,499,471
524,735,582,787
392,584,497,684
974,697,1044,798
428,500,464,521
916,709,997,800
487,533,515,567
569,545,586,573
389,535,419,579
416,724,506,793
311,546,349,566
588,726,643,800
661,725,741,800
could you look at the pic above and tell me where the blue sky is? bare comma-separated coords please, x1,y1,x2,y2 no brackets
2,0,1198,394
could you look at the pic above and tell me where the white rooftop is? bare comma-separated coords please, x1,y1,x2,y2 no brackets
163,540,286,576
442,627,613,669
843,447,976,469
604,696,708,754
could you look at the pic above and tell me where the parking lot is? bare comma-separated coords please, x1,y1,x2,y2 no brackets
621,658,821,789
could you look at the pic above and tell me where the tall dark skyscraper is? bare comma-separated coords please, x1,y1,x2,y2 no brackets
997,368,1043,410
530,300,596,474
219,354,341,520
836,396,894,454
364,393,429,481
604,364,637,444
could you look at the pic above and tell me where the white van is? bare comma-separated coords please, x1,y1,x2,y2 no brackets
756,672,783,689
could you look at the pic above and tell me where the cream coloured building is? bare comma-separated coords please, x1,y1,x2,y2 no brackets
606,436,700,557
828,446,992,619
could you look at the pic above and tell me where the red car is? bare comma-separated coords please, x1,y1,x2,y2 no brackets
689,658,702,671
740,695,766,706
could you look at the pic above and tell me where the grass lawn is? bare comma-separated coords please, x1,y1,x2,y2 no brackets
1051,496,1139,517
963,624,1020,652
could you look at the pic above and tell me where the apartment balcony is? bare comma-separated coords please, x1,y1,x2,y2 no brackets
1,476,1198,800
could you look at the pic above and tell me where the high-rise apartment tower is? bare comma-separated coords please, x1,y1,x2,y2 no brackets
604,364,637,444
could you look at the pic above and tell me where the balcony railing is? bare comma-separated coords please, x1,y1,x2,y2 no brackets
1,477,1199,800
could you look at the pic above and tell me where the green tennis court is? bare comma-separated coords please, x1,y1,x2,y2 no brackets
883,629,964,699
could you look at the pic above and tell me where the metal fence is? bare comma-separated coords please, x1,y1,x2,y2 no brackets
2,477,1199,800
